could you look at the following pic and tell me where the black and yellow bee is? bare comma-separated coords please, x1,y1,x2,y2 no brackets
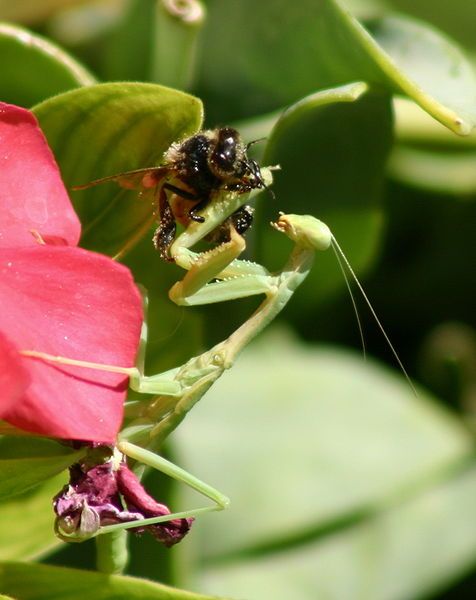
75,127,267,259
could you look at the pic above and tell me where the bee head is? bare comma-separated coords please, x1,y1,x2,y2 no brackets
207,127,245,180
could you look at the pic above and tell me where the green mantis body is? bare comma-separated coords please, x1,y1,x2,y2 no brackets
21,168,333,572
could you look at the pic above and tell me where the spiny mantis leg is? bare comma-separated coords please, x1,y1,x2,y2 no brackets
169,224,248,301
165,170,275,296
137,215,332,447
166,179,329,306
95,441,230,538
58,441,230,574
19,180,272,392
20,215,332,449
21,214,331,574
120,223,324,445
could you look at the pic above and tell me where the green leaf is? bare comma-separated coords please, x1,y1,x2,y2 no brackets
394,97,476,149
0,1,88,25
0,474,64,561
33,82,203,256
199,465,476,600
365,14,476,133
0,22,95,107
390,0,476,51
389,98,476,194
174,328,474,597
0,437,83,500
34,82,205,380
0,562,228,600
257,82,391,314
388,145,476,195
198,0,476,133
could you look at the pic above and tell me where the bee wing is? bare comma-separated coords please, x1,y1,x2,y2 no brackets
72,166,169,192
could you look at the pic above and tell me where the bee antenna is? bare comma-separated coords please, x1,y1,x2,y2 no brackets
330,235,418,398
262,181,276,202
246,137,267,150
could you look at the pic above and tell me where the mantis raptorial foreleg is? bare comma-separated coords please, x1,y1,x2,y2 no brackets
21,206,332,571
54,439,230,574
55,441,229,542
21,211,332,448
112,440,229,528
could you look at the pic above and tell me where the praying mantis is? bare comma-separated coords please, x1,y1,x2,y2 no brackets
21,129,398,573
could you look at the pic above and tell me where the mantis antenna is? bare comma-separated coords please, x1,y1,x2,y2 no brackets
330,239,367,361
330,235,418,397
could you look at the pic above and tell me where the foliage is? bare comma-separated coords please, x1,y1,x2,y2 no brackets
0,1,475,598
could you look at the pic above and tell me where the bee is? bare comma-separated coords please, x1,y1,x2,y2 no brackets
74,127,267,260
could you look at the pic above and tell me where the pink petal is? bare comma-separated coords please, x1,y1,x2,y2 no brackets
0,246,143,442
0,103,81,248
0,331,30,413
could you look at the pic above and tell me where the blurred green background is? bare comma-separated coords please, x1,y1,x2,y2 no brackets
0,1,476,599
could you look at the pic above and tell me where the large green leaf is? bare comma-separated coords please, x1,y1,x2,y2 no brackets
256,82,391,316
0,437,83,500
198,0,476,133
33,83,205,377
389,0,476,51
0,474,65,561
0,23,95,107
389,98,476,194
0,562,227,600
365,14,476,133
33,82,203,256
0,1,87,25
173,329,474,597
199,465,476,600
388,145,476,195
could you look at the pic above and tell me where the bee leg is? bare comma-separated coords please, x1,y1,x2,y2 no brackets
153,188,176,261
162,182,206,223
207,206,254,245
188,198,210,223
162,183,200,201
231,205,254,236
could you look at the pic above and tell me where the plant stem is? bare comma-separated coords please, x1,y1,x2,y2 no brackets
95,530,128,574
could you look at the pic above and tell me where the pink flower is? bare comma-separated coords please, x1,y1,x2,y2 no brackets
0,103,143,443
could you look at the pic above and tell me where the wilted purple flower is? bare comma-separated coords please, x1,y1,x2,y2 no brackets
117,462,193,546
54,450,192,546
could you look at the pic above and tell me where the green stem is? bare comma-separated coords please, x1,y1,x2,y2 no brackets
152,0,205,89
95,530,129,574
